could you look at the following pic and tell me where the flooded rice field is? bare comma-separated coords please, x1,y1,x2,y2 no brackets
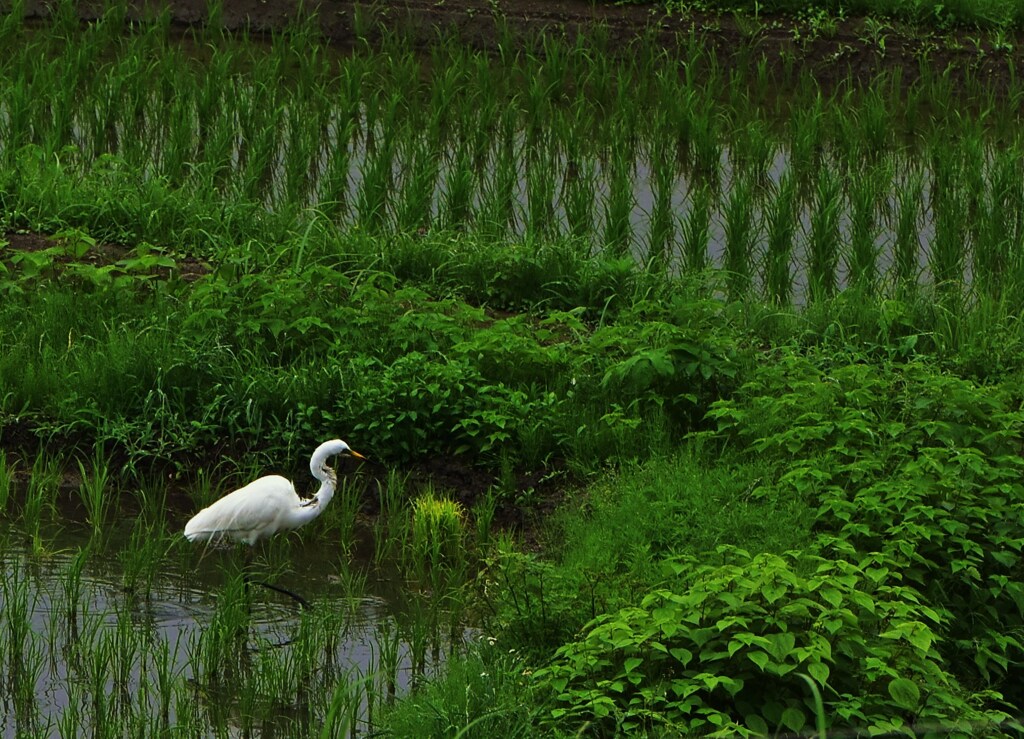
0,495,469,737
3,13,1022,304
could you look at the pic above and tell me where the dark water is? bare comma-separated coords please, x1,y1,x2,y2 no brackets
0,512,463,737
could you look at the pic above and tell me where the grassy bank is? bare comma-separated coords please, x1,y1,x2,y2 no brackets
2,5,1024,736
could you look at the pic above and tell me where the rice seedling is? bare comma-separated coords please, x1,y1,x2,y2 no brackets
119,516,171,598
374,472,410,565
644,127,679,269
61,543,90,640
763,173,798,305
322,475,364,558
320,672,364,739
23,451,61,552
807,167,842,302
893,168,926,293
560,147,597,247
355,114,398,234
409,490,466,583
375,620,402,706
148,632,178,731
0,451,15,515
601,131,636,256
477,132,518,238
723,176,756,299
681,183,713,274
525,144,558,242
789,94,825,198
11,628,45,732
195,572,252,685
396,131,440,234
732,116,776,186
75,449,113,540
318,114,357,223
440,141,477,233
846,161,889,296
2,559,35,711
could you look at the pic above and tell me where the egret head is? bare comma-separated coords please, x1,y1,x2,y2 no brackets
310,439,366,479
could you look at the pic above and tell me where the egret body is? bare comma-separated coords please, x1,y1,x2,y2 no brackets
184,439,365,546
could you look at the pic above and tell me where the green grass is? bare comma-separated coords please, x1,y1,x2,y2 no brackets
1,5,1024,737
555,452,812,584
662,0,1024,30
3,3,1023,304
379,640,540,738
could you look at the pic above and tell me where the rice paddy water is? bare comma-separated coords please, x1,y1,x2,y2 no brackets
0,472,471,736
2,8,1022,303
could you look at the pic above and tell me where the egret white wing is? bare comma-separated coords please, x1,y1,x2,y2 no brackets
184,475,299,546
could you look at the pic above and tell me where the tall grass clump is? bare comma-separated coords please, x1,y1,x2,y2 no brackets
846,161,888,296
723,176,756,299
807,167,842,301
410,490,466,583
763,174,797,305
0,451,15,515
681,183,712,274
76,449,113,539
892,168,926,294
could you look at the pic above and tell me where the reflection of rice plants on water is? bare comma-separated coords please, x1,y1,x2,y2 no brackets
2,2,1022,301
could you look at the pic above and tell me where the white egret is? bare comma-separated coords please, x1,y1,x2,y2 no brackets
184,439,366,607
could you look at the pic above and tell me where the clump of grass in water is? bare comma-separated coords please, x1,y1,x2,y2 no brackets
808,166,842,302
644,114,679,269
76,448,113,540
323,476,364,558
929,142,970,306
846,160,888,296
723,176,756,299
764,173,797,305
601,128,636,256
24,451,61,552
0,451,15,515
893,168,925,295
681,183,712,275
1,559,43,726
374,471,410,565
195,573,252,686
120,517,171,599
410,490,466,584
62,544,90,641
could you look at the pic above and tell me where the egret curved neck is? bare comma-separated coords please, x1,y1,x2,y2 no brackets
312,469,337,508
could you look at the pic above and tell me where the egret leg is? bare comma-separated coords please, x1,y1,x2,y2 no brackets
241,546,312,611
252,580,312,610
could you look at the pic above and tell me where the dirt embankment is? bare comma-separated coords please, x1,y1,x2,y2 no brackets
9,0,1024,96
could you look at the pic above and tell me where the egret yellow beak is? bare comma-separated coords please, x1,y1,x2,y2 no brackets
348,449,367,461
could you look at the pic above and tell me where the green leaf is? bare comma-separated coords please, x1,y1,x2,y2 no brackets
747,650,770,670
888,677,920,709
780,706,806,733
623,657,643,674
669,647,694,666
766,631,796,661
745,714,770,736
807,662,830,686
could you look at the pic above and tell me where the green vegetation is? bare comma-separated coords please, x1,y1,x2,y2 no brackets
1,3,1024,737
663,0,1024,31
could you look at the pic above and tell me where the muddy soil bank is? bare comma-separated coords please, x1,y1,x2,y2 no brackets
8,0,1024,96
